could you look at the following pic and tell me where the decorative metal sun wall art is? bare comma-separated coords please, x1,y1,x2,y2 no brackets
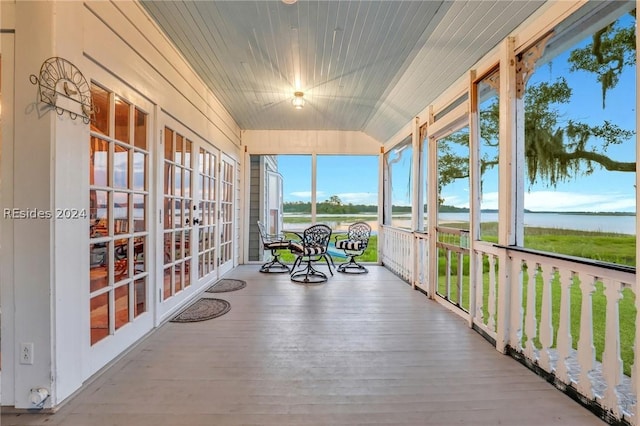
30,57,93,123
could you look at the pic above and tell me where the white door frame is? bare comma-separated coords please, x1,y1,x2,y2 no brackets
155,114,211,322
218,152,236,276
195,143,222,286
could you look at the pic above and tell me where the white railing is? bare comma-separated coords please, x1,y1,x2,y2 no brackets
500,246,636,422
470,241,500,343
380,225,413,282
380,226,638,424
435,227,471,313
414,232,429,293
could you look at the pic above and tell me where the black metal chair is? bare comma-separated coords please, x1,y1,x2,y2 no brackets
257,221,291,273
289,224,333,283
334,222,371,274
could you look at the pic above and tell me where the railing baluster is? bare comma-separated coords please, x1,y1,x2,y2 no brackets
524,260,538,360
577,274,596,399
400,232,404,277
406,233,412,281
446,249,452,300
457,251,463,307
601,277,622,417
473,251,484,325
415,235,428,291
555,267,573,385
487,253,497,332
509,257,524,351
404,233,408,279
538,263,554,371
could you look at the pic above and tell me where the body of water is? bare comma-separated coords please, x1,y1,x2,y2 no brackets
432,212,635,235
285,212,637,235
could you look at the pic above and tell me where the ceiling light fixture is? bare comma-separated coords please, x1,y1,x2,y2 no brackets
292,91,305,110
281,0,297,4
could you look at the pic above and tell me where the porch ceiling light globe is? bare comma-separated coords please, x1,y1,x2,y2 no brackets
292,91,305,109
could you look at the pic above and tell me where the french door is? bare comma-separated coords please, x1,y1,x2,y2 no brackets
197,145,218,284
161,126,194,298
157,115,236,320
218,154,236,274
87,81,154,371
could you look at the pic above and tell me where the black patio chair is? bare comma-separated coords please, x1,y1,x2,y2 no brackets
334,222,371,274
289,224,333,283
257,221,291,273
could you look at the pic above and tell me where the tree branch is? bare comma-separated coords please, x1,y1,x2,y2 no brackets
559,149,635,172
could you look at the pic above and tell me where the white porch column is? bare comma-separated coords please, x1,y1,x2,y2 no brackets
468,70,480,329
411,117,421,288
633,0,640,415
427,106,438,298
411,117,421,232
495,36,519,353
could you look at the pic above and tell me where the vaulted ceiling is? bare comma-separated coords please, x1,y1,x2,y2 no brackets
140,0,545,143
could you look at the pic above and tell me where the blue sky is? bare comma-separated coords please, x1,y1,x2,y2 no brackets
279,13,636,213
279,155,379,206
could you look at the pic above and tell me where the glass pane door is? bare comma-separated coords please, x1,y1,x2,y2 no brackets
198,146,218,280
162,127,193,300
218,155,235,273
89,85,151,346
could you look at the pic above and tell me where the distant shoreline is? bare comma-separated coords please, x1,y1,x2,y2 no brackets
284,211,637,216
284,211,636,235
527,211,635,216
438,208,636,216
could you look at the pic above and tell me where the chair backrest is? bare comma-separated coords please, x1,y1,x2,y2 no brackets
257,221,269,244
348,222,371,249
302,224,332,253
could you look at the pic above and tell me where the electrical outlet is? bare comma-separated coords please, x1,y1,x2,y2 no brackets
20,343,34,365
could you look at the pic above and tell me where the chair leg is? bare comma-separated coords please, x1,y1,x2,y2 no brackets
326,253,336,269
322,254,334,276
290,256,328,284
290,255,302,275
337,254,368,274
260,250,290,273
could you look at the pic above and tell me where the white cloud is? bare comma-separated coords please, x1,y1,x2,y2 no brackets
479,192,499,209
524,191,635,212
442,194,468,208
290,191,312,199
337,192,378,205
470,191,635,212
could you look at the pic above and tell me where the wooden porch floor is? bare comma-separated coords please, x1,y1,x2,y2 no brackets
2,266,605,426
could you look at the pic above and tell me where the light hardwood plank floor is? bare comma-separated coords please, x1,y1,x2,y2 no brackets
2,266,605,425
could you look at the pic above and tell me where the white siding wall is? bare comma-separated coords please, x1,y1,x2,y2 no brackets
1,0,241,409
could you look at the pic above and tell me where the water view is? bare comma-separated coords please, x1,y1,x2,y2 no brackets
443,212,636,235
285,212,636,235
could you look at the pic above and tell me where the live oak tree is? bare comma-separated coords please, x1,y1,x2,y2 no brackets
327,195,343,206
438,10,636,195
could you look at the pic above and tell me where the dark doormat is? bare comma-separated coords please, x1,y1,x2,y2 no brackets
170,298,231,323
206,278,246,293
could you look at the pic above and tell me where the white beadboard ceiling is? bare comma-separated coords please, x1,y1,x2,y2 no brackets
140,0,545,143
